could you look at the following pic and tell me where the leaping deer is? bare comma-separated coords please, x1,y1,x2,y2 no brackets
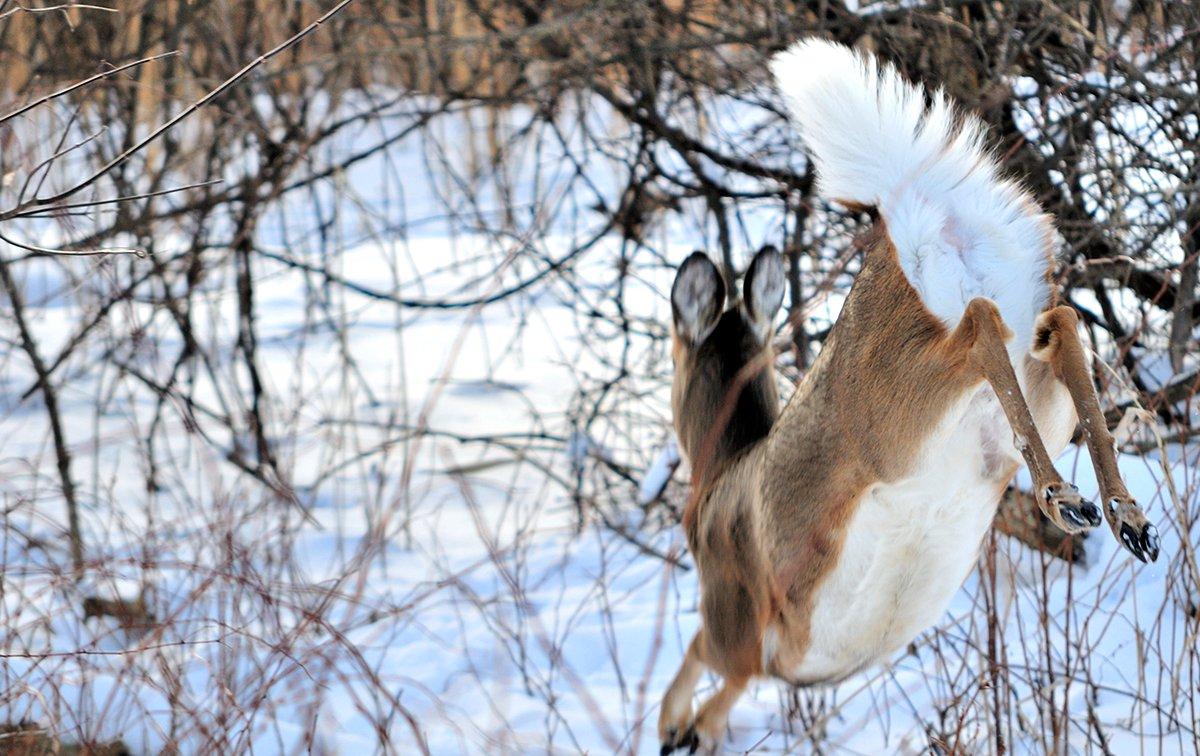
659,39,1160,753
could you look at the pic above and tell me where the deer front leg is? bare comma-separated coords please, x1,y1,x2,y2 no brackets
953,298,1103,535
659,632,706,753
1031,306,1159,562
660,627,752,754
687,675,748,753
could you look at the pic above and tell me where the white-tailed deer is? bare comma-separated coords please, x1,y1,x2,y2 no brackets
659,39,1159,753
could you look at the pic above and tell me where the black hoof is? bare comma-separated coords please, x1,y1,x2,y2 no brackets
1059,498,1101,530
1079,500,1103,528
661,726,699,755
1120,522,1160,563
1143,523,1161,562
660,729,676,756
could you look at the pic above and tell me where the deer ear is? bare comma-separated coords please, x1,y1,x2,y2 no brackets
743,245,785,342
671,252,726,345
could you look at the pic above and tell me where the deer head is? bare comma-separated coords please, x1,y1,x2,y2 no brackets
669,246,785,486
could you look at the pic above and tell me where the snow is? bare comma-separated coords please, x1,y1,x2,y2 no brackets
637,439,679,506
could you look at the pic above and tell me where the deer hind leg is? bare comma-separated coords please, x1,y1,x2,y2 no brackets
954,298,1104,535
1031,306,1160,562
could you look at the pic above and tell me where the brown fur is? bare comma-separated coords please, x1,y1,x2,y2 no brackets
1032,306,1157,543
660,219,1154,750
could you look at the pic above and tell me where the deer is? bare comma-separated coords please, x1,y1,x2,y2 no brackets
658,39,1160,754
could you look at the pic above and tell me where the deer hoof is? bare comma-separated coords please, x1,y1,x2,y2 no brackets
1107,495,1159,563
660,725,700,755
1042,483,1101,534
1119,521,1160,563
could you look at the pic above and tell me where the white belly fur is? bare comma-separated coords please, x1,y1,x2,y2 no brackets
787,185,1067,680
791,367,1070,683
